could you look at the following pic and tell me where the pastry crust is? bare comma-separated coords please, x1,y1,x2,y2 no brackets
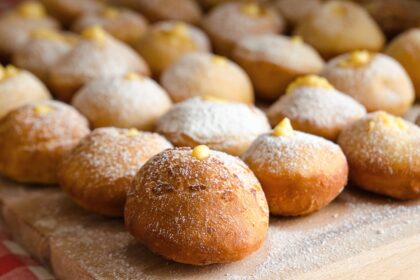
136,21,210,77
232,34,324,100
156,97,271,156
321,52,415,116
161,52,254,104
72,74,172,130
0,100,90,184
243,128,348,216
49,26,150,102
338,112,420,199
124,147,269,265
202,2,284,57
58,128,173,216
0,68,52,120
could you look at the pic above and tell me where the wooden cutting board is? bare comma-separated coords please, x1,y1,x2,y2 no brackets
0,178,419,280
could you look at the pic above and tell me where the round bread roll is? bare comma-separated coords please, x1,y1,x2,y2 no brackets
156,97,271,156
49,26,150,102
321,51,415,116
72,73,172,130
160,53,253,104
129,0,202,24
125,146,269,265
242,118,348,216
267,75,366,141
294,1,384,58
41,0,104,26
202,2,285,57
58,128,173,216
12,28,78,82
338,111,420,199
274,0,322,26
232,34,324,101
385,28,420,99
72,6,148,46
136,21,210,77
0,100,90,184
0,65,51,120
0,1,59,60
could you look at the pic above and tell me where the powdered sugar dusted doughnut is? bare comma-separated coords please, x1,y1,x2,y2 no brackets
274,0,322,25
202,2,284,56
294,1,384,58
0,65,51,120
0,100,90,184
49,26,150,102
232,34,324,100
72,73,172,130
160,52,253,104
58,128,173,216
42,0,104,25
136,21,210,77
267,75,366,141
321,51,415,116
156,97,271,156
338,111,420,199
125,146,269,265
242,118,348,216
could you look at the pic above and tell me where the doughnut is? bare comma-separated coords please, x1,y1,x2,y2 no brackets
197,0,268,10
136,21,210,77
12,28,78,82
267,75,366,141
41,0,104,26
58,128,173,216
0,100,90,184
129,0,202,24
242,118,348,216
156,97,271,156
385,28,420,99
416,115,420,126
321,51,415,116
72,6,148,46
124,146,269,265
0,65,51,120
294,1,384,58
0,1,59,60
49,25,150,102
160,52,253,104
232,34,324,101
202,2,284,57
274,0,322,26
72,73,172,130
338,111,420,199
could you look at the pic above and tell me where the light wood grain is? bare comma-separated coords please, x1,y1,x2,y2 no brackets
0,178,419,279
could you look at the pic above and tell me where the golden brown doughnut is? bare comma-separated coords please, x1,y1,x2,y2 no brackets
321,51,415,116
156,97,271,156
294,1,384,58
267,75,366,141
125,146,269,265
136,21,210,77
72,73,172,130
129,0,202,24
385,28,420,99
72,6,148,46
232,34,324,101
12,28,78,82
0,1,59,60
0,100,90,184
274,0,322,26
58,128,173,216
0,65,51,120
160,52,254,104
242,118,348,216
338,111,420,199
202,2,285,57
49,26,150,102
